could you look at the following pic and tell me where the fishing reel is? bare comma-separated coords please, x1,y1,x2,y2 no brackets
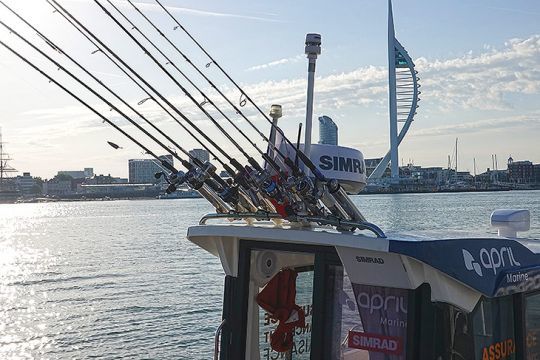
155,161,218,194
184,161,217,190
154,170,188,194
248,167,287,205
219,183,240,205
277,175,323,217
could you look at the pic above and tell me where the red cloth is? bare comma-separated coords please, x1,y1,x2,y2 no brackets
256,269,306,352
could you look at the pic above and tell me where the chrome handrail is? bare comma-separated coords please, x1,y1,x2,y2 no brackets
214,319,226,360
198,213,387,238
199,212,283,225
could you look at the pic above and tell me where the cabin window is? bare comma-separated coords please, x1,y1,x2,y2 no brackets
421,296,516,360
325,265,409,359
471,296,516,360
248,249,315,360
525,292,540,359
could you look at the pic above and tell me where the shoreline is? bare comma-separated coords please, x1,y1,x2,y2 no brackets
6,188,538,204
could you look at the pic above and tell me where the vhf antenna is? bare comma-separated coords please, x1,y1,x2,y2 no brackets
303,34,321,164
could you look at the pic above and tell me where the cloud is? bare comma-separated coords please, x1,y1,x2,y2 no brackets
415,35,540,111
247,55,304,71
410,114,540,137
63,0,282,23
12,34,540,159
236,34,540,118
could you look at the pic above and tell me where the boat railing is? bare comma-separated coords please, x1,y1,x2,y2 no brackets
198,212,387,238
214,319,226,360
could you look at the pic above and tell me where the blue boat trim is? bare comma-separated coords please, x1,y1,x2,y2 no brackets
388,238,540,297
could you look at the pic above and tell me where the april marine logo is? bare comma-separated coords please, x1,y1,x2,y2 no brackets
462,247,521,277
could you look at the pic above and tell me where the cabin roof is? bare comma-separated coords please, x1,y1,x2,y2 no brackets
187,222,540,311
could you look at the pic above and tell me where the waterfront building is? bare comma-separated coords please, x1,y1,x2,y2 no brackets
189,149,210,164
15,172,37,194
507,157,534,183
84,175,128,185
476,169,509,185
42,179,72,196
128,155,173,184
57,168,94,179
534,164,540,184
407,166,445,185
318,115,338,145
365,158,391,178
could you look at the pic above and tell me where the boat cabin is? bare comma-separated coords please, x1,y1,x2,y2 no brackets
188,211,538,360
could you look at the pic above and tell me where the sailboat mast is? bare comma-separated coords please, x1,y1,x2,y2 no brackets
0,128,4,184
455,138,458,174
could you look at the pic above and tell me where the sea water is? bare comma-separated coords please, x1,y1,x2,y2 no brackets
1,191,539,359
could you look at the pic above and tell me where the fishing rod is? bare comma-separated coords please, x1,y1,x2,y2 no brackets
111,1,355,222
46,0,247,180
50,0,362,223
44,0,274,214
107,0,282,178
148,0,362,222
103,0,310,214
155,2,370,224
128,1,336,220
38,0,265,213
41,0,312,218
98,0,344,219
0,19,248,213
93,0,275,178
91,0,319,216
43,0,235,179
0,1,227,193
122,0,291,175
154,0,323,180
0,39,232,213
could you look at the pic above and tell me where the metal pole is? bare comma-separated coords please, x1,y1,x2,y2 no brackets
304,33,321,168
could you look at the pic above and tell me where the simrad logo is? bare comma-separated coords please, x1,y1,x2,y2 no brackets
319,155,365,174
356,256,385,264
462,247,521,277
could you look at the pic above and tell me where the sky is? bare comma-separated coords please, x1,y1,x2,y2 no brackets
0,0,539,179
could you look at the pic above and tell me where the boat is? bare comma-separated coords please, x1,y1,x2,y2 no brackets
156,188,202,200
1,1,537,359
189,209,536,360
0,128,19,204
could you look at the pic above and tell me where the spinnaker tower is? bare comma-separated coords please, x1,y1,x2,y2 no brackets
369,0,421,180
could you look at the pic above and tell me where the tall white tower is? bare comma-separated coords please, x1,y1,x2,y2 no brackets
369,0,421,180
388,0,399,180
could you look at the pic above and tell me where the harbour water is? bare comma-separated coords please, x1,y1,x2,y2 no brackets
1,191,539,359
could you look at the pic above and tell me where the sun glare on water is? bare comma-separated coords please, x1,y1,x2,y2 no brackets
0,204,59,358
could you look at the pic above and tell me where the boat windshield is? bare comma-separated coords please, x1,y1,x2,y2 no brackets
326,265,518,360
525,292,540,358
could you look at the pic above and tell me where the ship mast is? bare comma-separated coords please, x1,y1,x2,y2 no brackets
0,128,17,189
